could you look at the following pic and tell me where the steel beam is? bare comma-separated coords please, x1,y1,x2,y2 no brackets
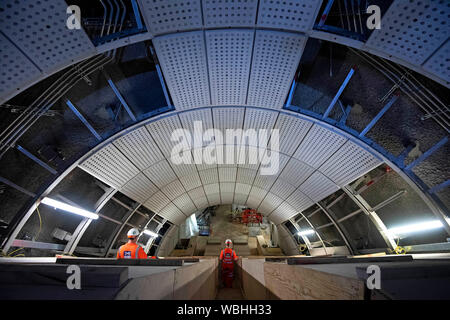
66,99,102,141
0,176,36,197
131,0,143,30
359,95,398,137
288,218,312,252
318,0,336,27
342,185,397,250
285,79,296,107
317,202,356,255
107,78,137,122
323,68,355,118
16,145,57,175
405,136,448,171
429,180,450,194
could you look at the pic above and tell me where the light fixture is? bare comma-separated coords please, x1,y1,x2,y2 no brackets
387,220,444,238
297,229,315,236
41,197,99,220
143,229,159,238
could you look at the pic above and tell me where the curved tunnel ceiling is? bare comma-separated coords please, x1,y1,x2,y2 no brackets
79,107,382,226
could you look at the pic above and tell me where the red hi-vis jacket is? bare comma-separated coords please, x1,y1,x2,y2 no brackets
220,248,238,265
117,242,148,259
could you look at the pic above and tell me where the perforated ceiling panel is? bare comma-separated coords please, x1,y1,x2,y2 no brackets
206,30,254,105
272,114,313,155
144,191,171,212
257,0,323,32
113,127,164,170
293,124,347,169
286,188,313,212
0,33,41,100
179,172,203,191
146,115,187,157
79,144,139,189
258,192,283,215
179,109,214,147
143,160,177,188
173,193,198,214
270,202,298,224
423,39,450,84
0,0,95,72
159,203,187,225
161,179,186,200
365,1,450,65
279,158,315,187
298,171,339,202
138,0,203,35
153,32,210,109
121,173,159,204
247,31,306,109
213,107,245,130
202,0,258,27
319,140,382,187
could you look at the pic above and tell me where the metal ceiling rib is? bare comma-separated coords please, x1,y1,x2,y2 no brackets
202,0,258,28
159,203,187,225
247,30,307,109
365,0,450,65
178,108,214,148
423,39,450,84
138,0,203,35
206,30,254,105
78,107,386,225
0,0,95,72
152,31,210,109
256,0,323,32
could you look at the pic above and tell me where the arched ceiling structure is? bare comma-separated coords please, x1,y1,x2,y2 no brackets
1,0,449,256
78,107,382,226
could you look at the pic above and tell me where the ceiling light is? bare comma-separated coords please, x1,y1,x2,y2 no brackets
297,229,315,236
143,229,159,238
41,197,99,220
387,220,443,238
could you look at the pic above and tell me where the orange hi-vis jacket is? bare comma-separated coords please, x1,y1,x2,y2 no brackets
220,248,238,265
117,242,148,259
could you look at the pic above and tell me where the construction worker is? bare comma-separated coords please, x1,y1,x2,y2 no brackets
117,228,148,259
219,239,238,288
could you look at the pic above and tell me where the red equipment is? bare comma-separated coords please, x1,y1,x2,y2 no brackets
241,209,262,224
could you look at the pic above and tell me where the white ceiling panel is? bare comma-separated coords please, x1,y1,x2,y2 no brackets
319,140,382,187
0,0,95,72
138,0,203,35
365,1,450,65
220,182,235,193
246,186,268,208
269,202,298,224
213,107,245,130
279,158,315,187
235,183,252,195
233,193,249,205
423,39,450,85
188,186,208,200
293,124,347,169
269,179,296,200
159,203,187,225
153,31,210,109
80,144,139,189
199,168,219,185
113,126,164,170
258,192,283,215
218,167,237,182
206,30,254,105
204,183,220,195
179,172,203,191
179,108,214,148
272,114,313,155
221,193,234,204
144,191,172,212
202,0,258,27
207,193,221,206
257,0,323,32
247,30,307,109
298,171,339,202
169,158,198,177
161,179,186,200
236,168,257,185
173,193,198,215
194,147,218,171
286,188,314,212
121,173,159,204
146,115,188,158
143,160,177,188
0,33,41,101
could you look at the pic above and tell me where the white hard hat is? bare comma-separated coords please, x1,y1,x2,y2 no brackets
225,239,232,245
127,228,140,238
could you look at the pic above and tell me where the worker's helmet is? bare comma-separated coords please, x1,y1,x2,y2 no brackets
225,239,232,247
127,228,140,239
